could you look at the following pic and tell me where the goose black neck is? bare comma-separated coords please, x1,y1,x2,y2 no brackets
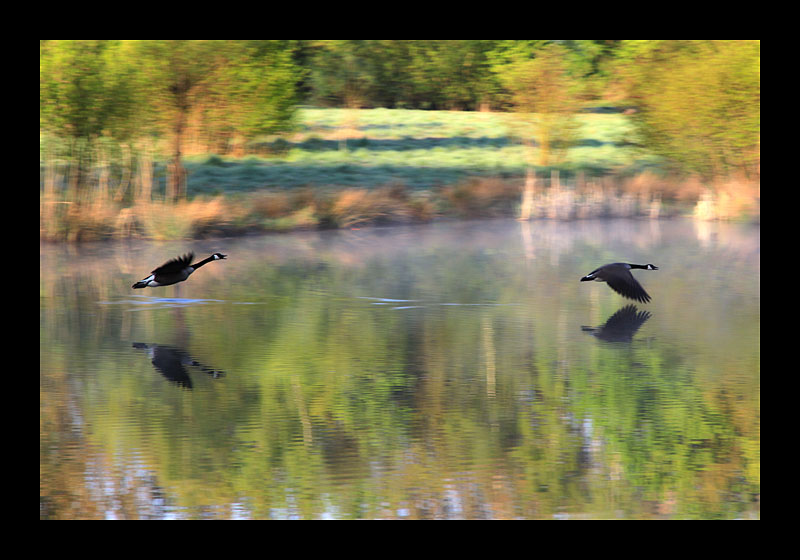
628,264,649,269
191,256,216,269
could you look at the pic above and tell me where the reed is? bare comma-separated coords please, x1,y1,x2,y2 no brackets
132,198,228,240
299,184,425,229
439,178,520,218
40,170,761,241
693,177,760,221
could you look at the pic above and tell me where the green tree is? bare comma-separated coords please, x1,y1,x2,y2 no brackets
131,40,302,199
199,40,303,154
40,40,141,201
485,40,548,109
230,41,302,139
404,40,495,110
132,40,222,201
40,40,139,140
561,40,623,99
310,40,379,109
493,43,583,219
308,40,500,110
615,40,760,180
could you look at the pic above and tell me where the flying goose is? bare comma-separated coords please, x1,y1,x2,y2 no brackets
132,252,226,289
580,262,658,303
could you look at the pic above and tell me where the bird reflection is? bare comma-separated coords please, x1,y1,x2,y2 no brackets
581,305,652,343
132,342,225,389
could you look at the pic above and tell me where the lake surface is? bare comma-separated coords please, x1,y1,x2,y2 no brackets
40,218,760,519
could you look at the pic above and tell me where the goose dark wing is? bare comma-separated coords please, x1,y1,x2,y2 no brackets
583,304,652,342
605,271,651,303
152,253,194,275
602,304,651,332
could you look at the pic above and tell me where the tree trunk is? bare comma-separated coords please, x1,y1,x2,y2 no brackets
167,101,188,202
166,158,186,202
137,139,153,203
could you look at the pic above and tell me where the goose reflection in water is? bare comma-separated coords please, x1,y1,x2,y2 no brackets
581,305,652,343
132,343,225,389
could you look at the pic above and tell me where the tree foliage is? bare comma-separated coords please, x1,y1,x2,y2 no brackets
494,43,582,167
616,40,760,180
40,40,140,140
41,40,303,146
40,40,761,185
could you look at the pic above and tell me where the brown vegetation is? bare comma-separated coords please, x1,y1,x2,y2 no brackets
39,171,760,242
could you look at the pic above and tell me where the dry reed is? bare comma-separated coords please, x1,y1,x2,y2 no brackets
39,142,760,241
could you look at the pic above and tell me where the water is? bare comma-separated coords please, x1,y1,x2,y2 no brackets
40,219,760,519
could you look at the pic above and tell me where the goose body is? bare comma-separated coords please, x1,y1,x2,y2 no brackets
132,252,226,289
580,262,658,303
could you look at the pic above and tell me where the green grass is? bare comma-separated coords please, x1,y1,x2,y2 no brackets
182,107,661,196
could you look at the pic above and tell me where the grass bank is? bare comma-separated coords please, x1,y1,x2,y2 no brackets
40,107,760,241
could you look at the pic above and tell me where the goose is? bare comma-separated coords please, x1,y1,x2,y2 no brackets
132,252,226,289
580,262,658,303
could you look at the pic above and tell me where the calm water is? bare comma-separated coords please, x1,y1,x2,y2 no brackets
40,219,760,519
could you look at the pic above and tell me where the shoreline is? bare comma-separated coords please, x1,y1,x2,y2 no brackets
40,175,759,243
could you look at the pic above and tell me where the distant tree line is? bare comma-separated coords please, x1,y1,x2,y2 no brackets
40,40,301,200
40,39,759,197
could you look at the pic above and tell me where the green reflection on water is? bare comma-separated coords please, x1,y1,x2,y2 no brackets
40,220,759,519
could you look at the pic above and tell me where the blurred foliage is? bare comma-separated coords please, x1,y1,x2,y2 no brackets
495,43,583,167
40,40,303,144
39,40,141,140
41,40,759,184
614,40,760,180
